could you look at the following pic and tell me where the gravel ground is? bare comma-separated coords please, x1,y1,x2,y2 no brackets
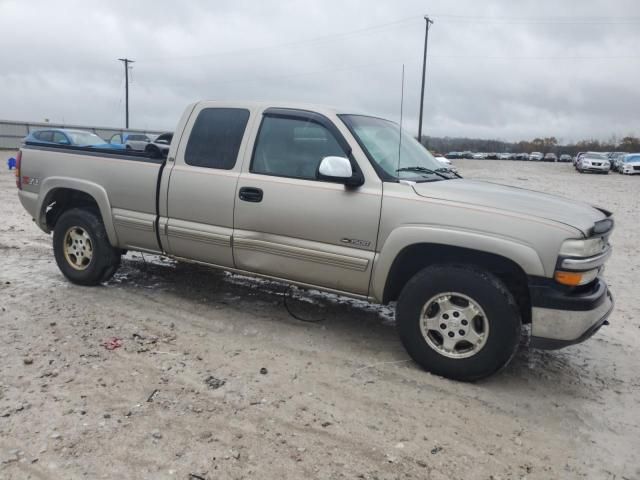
0,154,639,480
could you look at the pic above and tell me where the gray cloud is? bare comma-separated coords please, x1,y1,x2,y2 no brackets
1,0,638,141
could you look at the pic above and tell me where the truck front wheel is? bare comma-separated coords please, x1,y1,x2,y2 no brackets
53,208,121,286
396,265,521,381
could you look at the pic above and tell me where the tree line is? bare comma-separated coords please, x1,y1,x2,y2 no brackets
420,135,640,156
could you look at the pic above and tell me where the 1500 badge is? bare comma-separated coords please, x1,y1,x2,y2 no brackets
340,238,371,248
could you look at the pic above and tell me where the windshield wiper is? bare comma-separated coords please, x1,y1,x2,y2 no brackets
396,166,450,180
434,167,462,179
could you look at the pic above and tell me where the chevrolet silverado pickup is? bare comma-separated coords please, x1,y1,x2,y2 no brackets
16,101,615,381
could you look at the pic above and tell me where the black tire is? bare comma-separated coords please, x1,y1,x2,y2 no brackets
146,145,161,159
396,265,521,381
53,208,121,286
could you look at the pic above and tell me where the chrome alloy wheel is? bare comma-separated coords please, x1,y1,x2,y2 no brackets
419,292,489,359
63,226,94,270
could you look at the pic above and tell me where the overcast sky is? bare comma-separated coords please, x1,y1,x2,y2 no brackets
1,0,638,141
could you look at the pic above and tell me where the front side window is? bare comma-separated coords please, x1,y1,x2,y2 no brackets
52,132,69,144
128,134,149,141
251,116,348,180
185,108,250,169
340,115,453,182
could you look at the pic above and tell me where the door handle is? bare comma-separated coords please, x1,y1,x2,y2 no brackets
239,187,263,203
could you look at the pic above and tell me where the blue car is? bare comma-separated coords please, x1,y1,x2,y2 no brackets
25,129,125,150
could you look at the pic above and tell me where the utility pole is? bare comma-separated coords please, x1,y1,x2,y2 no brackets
417,16,434,146
118,58,134,128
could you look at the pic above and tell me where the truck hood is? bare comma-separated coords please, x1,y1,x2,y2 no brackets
411,179,606,235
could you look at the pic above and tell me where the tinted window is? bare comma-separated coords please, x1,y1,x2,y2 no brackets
36,131,54,142
251,116,347,180
185,108,250,169
156,133,173,144
52,131,69,144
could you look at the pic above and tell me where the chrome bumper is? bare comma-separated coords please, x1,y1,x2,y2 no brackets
528,278,614,350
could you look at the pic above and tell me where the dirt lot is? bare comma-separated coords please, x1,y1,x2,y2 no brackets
0,154,638,480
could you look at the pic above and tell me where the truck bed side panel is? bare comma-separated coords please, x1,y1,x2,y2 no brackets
20,146,162,252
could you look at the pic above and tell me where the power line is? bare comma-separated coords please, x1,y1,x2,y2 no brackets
139,15,422,63
430,13,640,25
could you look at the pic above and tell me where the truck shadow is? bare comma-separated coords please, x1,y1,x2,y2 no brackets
108,254,610,395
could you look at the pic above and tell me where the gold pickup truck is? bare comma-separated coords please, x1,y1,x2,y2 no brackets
16,101,614,380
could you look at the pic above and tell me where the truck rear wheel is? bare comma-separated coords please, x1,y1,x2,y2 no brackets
53,208,121,286
396,265,521,381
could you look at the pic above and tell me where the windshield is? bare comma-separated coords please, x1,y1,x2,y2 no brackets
584,153,607,160
625,155,640,163
340,115,453,182
66,131,106,146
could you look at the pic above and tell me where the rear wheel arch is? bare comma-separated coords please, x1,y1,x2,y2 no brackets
39,184,118,246
382,243,532,325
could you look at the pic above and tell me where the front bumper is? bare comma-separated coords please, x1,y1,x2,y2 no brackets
528,277,614,350
580,164,609,172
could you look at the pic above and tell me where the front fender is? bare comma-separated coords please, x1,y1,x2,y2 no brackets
37,177,119,246
370,225,546,302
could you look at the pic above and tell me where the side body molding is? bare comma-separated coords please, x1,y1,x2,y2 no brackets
370,225,546,302
37,177,118,246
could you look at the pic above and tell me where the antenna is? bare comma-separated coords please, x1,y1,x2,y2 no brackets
397,64,405,175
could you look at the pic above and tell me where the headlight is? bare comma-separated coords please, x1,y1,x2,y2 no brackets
559,238,607,257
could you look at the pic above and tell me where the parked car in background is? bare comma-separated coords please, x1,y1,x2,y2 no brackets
145,132,173,159
577,152,610,174
498,153,511,160
544,153,558,162
573,152,586,167
25,129,125,150
559,154,572,162
515,153,529,161
485,152,498,160
619,154,640,175
530,152,544,161
608,152,626,172
109,133,152,151
472,152,485,159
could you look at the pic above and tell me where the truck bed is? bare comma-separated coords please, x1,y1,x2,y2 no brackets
19,143,165,253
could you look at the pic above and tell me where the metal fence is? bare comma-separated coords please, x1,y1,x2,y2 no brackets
0,119,163,150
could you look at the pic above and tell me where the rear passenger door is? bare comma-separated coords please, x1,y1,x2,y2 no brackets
163,106,252,267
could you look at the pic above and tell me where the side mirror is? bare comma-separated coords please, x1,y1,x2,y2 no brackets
317,156,363,187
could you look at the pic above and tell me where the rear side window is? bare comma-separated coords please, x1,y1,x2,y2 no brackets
185,108,250,169
251,116,348,180
36,131,54,142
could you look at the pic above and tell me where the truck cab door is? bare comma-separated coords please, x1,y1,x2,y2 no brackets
233,108,382,297
161,106,253,267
